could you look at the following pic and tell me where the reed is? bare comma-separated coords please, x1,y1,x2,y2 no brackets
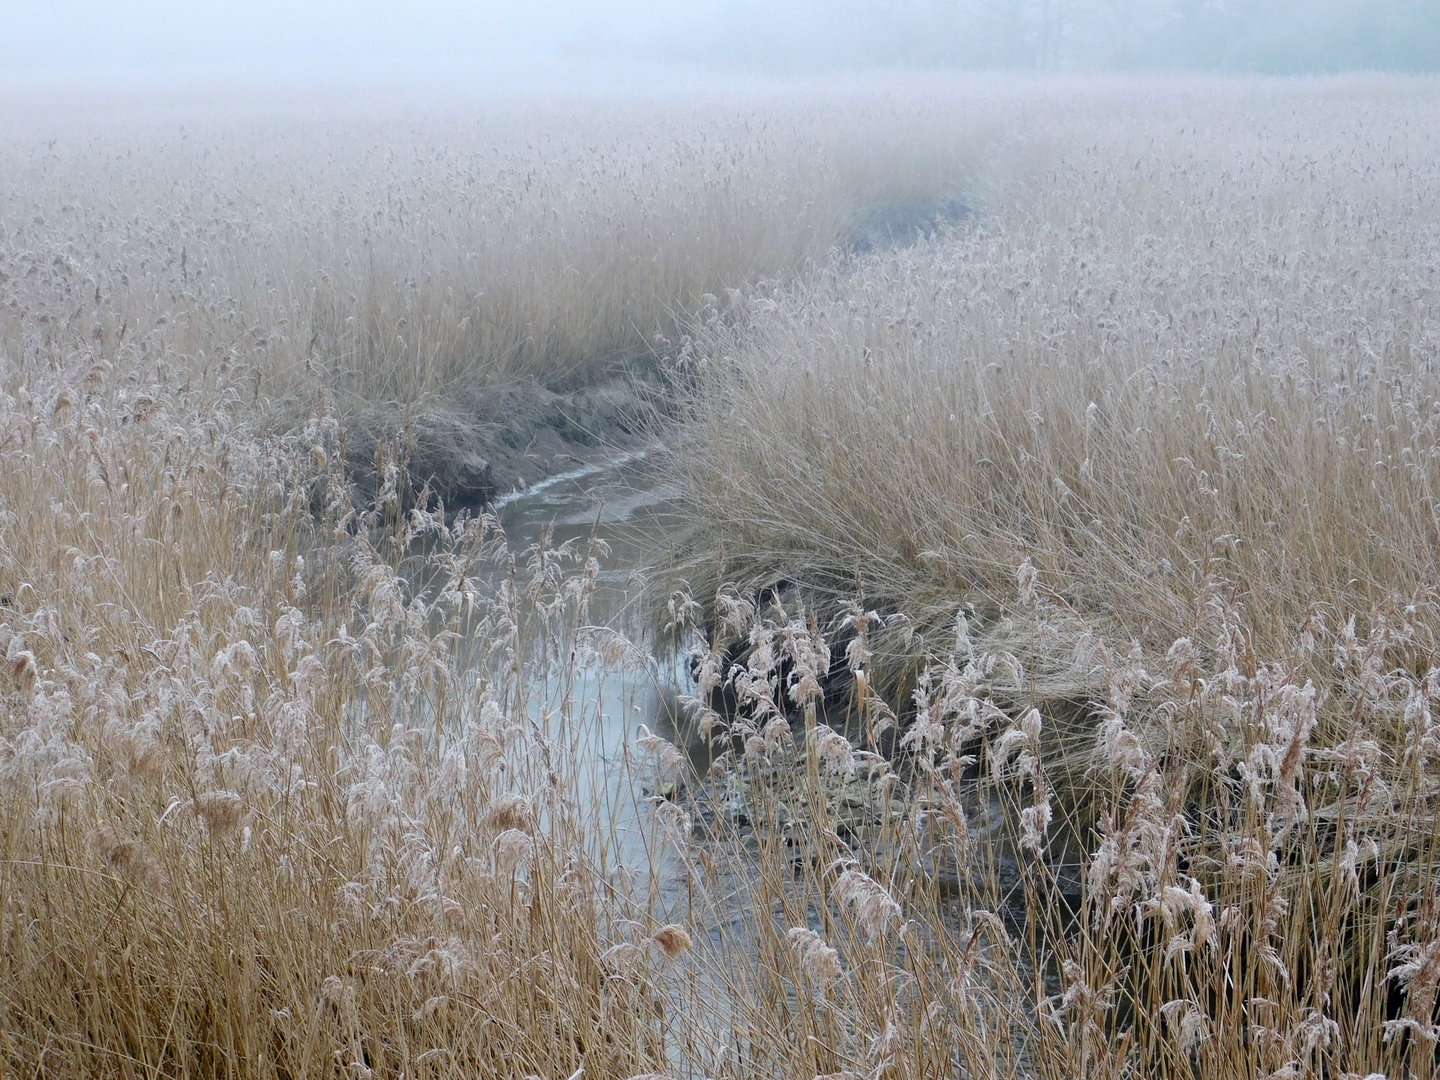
673,77,1440,668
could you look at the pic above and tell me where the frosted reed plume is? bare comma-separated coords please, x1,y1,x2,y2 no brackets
787,926,844,989
0,342,687,1076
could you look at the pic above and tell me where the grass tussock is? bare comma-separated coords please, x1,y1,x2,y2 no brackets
659,578,1440,1078
661,77,1440,1075
674,79,1440,663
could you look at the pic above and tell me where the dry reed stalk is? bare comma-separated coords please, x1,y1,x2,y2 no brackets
0,346,681,1076
674,79,1440,671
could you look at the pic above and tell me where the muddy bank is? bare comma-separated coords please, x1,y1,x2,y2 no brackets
841,194,974,254
336,194,980,512
344,369,663,510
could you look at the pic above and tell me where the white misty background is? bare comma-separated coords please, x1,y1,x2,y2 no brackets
2,0,1436,78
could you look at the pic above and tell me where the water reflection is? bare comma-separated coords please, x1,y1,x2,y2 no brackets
486,446,692,886
492,443,678,635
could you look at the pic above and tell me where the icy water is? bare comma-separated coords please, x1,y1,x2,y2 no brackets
485,448,1033,1074
486,446,694,884
489,449,766,1065
491,442,679,628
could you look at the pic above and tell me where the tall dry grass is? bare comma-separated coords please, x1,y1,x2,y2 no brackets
0,336,699,1075
5,75,1440,1080
0,79,1004,1077
661,75,1440,1077
0,85,995,466
653,569,1440,1079
675,78,1440,663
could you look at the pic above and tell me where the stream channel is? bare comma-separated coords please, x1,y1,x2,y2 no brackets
477,441,1040,1072
483,444,696,889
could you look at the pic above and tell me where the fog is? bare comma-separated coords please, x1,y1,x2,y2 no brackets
3,0,1436,82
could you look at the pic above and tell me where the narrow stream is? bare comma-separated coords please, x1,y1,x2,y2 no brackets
491,442,679,629
487,446,695,886
485,446,1032,1074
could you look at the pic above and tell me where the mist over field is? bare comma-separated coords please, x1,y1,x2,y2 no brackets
5,3,1440,1079
3,0,1437,80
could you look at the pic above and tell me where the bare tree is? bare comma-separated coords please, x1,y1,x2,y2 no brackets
962,0,1037,66
1032,0,1076,67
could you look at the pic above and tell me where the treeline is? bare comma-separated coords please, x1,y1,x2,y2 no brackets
669,0,1440,74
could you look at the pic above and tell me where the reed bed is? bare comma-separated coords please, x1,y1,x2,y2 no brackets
658,576,1440,1078
0,341,687,1076
664,75,1440,1076
3,75,1440,1079
0,85,992,459
675,78,1440,662
0,80,997,1077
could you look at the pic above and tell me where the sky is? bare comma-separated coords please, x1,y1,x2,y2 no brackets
2,0,1437,82
0,0,684,75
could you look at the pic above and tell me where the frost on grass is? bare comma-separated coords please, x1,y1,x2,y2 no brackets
6,78,1440,1080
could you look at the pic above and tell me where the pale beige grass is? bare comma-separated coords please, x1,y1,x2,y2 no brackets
675,77,1440,669
0,345,682,1076
4,75,1440,1080
0,85,997,445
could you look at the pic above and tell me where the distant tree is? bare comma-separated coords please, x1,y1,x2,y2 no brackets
1096,0,1180,68
965,0,1039,67
1152,0,1440,73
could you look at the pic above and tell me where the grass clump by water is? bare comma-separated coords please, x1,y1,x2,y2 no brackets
656,578,1440,1078
0,338,688,1076
662,76,1440,1074
674,79,1440,666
